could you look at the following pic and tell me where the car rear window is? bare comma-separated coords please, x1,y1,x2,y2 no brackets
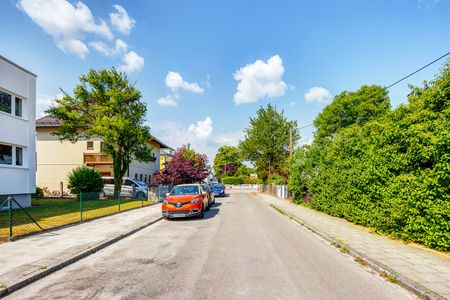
214,184,224,188
170,185,199,195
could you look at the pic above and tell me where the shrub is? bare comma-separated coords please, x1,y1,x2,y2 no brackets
243,176,259,184
221,176,244,185
67,166,103,195
33,187,44,198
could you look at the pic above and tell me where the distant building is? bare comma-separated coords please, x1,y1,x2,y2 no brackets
159,147,174,171
35,116,172,195
0,55,36,207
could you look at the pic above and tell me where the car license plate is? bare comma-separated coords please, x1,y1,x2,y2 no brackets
172,213,185,218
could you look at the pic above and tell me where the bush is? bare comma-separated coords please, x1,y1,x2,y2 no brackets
288,62,450,251
221,176,244,185
243,176,259,184
67,166,104,195
33,187,44,198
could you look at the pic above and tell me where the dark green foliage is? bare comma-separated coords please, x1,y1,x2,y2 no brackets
221,176,244,185
33,187,44,198
68,166,104,194
240,104,300,182
47,68,152,196
289,64,450,250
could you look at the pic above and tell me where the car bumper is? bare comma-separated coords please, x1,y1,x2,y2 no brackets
162,203,202,218
214,191,225,196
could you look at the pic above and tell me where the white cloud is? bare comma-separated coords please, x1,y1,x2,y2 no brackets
188,117,213,139
17,0,113,58
165,71,204,94
233,55,288,105
89,38,128,56
157,96,178,107
109,4,136,35
36,93,64,117
418,0,440,8
304,87,333,103
56,39,89,58
118,51,144,74
151,118,243,163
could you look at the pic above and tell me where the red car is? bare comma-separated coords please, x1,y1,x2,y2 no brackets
162,184,211,219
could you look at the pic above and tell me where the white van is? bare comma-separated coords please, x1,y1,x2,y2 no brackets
102,177,148,199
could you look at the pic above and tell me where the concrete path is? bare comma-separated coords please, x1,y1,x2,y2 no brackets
256,192,450,299
6,191,413,299
0,204,162,295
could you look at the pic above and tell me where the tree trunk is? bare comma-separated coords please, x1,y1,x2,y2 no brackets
112,151,122,198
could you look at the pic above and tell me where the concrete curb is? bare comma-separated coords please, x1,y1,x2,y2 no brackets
0,216,163,297
253,193,445,300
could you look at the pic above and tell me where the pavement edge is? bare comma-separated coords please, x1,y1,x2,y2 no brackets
252,192,445,300
0,216,163,297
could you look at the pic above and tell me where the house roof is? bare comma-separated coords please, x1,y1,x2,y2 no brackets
0,55,37,77
36,116,174,149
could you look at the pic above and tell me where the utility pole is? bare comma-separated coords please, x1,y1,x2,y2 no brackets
289,127,293,160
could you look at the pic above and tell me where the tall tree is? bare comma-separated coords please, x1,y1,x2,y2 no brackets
213,145,242,180
314,85,390,139
47,68,153,196
239,104,299,182
151,146,209,185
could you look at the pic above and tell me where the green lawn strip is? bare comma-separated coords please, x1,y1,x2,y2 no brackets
0,198,155,238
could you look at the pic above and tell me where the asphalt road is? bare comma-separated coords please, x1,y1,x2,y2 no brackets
7,190,414,300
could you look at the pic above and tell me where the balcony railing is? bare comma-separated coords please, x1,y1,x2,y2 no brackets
83,153,113,165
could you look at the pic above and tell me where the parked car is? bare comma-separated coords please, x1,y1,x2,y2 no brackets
212,183,226,197
202,184,215,206
102,177,148,199
162,184,210,219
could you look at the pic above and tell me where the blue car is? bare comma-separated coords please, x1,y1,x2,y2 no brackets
212,183,226,197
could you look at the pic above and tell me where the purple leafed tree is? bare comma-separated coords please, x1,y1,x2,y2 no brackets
151,146,209,185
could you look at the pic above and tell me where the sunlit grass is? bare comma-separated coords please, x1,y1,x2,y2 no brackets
0,197,156,239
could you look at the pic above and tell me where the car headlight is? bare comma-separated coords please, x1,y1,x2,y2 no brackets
163,199,168,204
190,198,200,204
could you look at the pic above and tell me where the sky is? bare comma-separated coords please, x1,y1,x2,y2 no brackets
1,0,449,162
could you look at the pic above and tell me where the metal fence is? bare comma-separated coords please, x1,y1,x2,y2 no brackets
148,184,173,202
258,184,292,199
0,187,161,241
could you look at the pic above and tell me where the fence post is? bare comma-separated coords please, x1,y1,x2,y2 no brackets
79,192,83,222
118,193,121,212
8,196,13,238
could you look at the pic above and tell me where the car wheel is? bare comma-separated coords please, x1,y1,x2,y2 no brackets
136,191,144,199
163,216,170,220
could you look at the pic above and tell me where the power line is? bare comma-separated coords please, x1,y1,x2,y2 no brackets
299,51,450,130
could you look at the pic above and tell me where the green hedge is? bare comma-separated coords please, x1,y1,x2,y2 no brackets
288,62,450,251
221,176,244,185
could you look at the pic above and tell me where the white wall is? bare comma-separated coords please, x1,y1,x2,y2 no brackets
0,57,36,202
128,140,161,183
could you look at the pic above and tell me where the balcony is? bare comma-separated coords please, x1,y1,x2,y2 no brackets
83,153,113,165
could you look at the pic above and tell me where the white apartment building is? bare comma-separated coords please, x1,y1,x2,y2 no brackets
0,55,36,207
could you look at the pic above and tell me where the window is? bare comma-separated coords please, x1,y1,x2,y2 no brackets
135,173,138,179
15,97,22,117
140,174,143,181
144,175,147,183
124,179,134,186
87,141,94,150
100,142,106,153
0,91,12,114
0,144,12,165
15,147,23,166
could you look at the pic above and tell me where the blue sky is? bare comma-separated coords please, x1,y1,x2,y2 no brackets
1,0,449,161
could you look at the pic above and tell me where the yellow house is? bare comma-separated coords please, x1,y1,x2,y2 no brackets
36,116,172,195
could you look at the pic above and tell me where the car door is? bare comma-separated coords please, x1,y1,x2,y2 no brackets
122,179,134,198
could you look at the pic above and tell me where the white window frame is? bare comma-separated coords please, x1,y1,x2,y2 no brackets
0,88,27,121
0,142,27,168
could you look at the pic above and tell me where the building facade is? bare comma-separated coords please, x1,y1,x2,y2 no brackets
0,56,36,207
36,117,171,195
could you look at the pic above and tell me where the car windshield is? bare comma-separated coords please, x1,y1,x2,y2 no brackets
170,185,199,195
214,184,223,189
135,180,147,187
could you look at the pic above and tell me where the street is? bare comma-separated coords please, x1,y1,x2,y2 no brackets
7,190,414,300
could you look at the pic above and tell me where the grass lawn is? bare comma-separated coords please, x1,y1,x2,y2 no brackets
0,197,156,239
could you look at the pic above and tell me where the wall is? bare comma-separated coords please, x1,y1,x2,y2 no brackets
128,140,161,183
0,57,36,207
36,128,103,193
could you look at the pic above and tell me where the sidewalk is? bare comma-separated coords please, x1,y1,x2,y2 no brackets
255,192,450,300
0,204,162,296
